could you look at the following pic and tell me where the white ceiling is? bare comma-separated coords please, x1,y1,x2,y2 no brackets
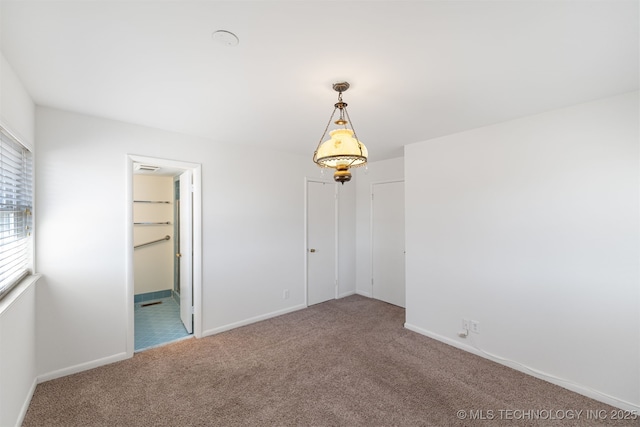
1,1,638,161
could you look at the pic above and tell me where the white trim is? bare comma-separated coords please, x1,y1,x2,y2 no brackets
38,352,129,383
404,322,640,413
369,184,373,297
202,304,307,337
0,274,40,313
125,154,203,358
303,178,309,307
125,157,135,357
192,165,203,338
0,119,34,152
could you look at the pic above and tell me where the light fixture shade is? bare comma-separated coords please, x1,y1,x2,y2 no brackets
314,129,368,168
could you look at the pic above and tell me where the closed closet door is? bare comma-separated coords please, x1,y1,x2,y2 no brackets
307,181,337,306
372,181,405,308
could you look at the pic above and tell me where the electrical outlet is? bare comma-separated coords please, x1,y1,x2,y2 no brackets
471,320,480,334
462,319,470,331
283,289,290,299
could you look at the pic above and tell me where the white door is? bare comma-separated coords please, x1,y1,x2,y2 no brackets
372,181,405,307
178,170,193,333
307,181,337,306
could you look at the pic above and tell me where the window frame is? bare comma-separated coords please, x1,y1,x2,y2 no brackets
0,125,34,301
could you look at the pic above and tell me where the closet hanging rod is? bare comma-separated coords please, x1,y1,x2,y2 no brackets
134,235,170,249
134,221,171,225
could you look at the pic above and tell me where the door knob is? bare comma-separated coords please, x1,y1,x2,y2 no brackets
309,248,316,253
176,253,182,258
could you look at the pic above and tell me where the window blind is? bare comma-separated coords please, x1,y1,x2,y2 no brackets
0,127,33,300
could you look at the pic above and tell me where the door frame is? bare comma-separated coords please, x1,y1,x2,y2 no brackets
177,169,194,334
370,180,405,298
125,154,203,357
304,177,339,306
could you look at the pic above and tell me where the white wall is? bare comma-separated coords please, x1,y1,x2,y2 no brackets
0,52,35,147
0,279,38,427
355,157,404,296
338,180,356,298
404,92,639,410
0,51,37,427
133,175,174,295
35,106,356,378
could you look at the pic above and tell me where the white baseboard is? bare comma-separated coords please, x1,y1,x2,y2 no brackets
338,290,356,299
404,322,640,413
16,376,37,427
38,352,129,383
202,304,307,337
355,290,371,298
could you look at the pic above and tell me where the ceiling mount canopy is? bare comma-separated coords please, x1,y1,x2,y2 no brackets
313,82,368,184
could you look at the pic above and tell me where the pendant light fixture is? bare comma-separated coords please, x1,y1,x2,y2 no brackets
313,82,368,184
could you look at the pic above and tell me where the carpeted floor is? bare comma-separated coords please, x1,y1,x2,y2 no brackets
23,295,638,426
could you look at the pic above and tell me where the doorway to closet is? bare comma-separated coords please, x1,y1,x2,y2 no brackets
126,155,202,355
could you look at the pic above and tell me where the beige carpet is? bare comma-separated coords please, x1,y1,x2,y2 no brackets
23,295,637,426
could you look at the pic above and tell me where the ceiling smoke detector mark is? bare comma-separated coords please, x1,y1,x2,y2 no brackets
135,164,160,172
212,30,239,47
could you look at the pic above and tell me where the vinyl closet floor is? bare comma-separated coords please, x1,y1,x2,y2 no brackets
134,296,191,352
